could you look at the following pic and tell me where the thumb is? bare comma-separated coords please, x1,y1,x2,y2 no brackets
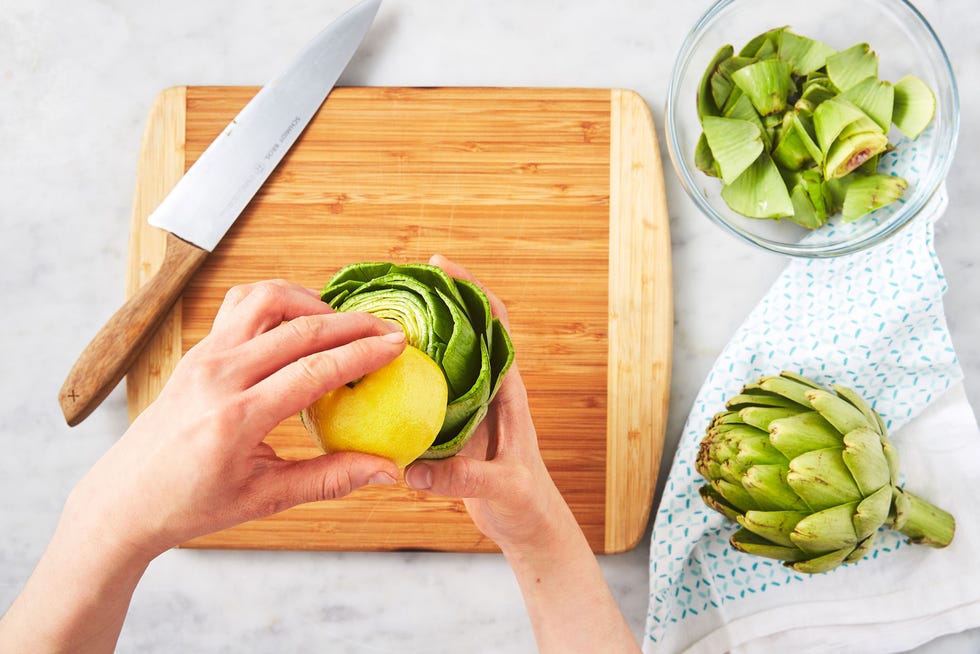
405,456,501,499
275,452,399,505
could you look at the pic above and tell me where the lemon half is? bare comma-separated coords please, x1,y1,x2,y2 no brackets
300,345,448,468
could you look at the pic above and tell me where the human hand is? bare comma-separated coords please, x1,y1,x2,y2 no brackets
63,280,405,560
404,255,568,553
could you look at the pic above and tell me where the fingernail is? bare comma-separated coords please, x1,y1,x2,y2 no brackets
382,330,406,344
369,471,397,485
405,463,432,490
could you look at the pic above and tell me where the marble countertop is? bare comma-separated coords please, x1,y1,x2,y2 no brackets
1,1,977,652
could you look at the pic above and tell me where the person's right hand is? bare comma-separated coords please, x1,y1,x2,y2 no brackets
404,256,568,552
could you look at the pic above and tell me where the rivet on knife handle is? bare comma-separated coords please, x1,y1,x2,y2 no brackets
58,234,208,426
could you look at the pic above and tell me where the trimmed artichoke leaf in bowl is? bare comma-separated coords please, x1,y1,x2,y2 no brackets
666,0,959,257
697,371,955,574
314,262,514,461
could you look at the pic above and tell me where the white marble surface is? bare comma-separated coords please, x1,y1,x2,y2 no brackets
1,1,977,652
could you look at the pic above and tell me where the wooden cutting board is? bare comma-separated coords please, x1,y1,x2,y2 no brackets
126,86,671,554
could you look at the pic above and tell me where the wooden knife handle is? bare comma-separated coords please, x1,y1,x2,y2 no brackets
59,233,209,426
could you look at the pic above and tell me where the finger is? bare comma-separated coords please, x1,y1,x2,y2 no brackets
213,279,319,326
209,280,331,347
241,331,406,436
429,254,510,327
263,451,399,509
405,455,510,500
230,311,402,388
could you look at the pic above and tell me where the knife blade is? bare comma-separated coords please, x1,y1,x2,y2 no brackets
58,0,381,426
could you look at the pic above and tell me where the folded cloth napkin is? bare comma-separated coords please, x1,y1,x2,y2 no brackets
643,187,980,654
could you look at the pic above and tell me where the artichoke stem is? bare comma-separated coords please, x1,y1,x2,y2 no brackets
893,489,955,548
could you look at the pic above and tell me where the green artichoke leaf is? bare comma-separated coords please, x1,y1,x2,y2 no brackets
840,77,895,133
791,501,860,553
437,338,492,443
841,427,892,495
454,279,491,339
840,173,908,222
739,509,809,548
710,424,753,437
698,45,735,119
738,27,786,58
752,374,820,407
722,92,773,150
721,154,794,219
768,411,843,459
892,74,936,139
826,42,878,92
739,406,801,432
844,532,877,564
710,71,735,113
788,183,825,229
720,55,760,80
711,410,746,427
795,82,836,115
789,546,852,574
772,121,814,172
792,114,824,165
787,447,863,510
831,384,884,436
435,287,482,397
777,30,836,75
712,478,760,513
488,319,515,403
813,97,868,154
800,169,830,221
742,464,810,511
725,392,800,410
423,404,489,460
730,528,809,563
806,388,873,434
822,177,852,218
325,261,401,289
699,485,743,522
731,59,792,116
701,116,765,185
852,484,892,540
736,431,790,466
695,132,720,178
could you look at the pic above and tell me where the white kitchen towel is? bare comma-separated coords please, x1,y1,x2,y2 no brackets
643,186,980,653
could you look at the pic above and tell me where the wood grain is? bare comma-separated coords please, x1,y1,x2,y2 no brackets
126,86,671,553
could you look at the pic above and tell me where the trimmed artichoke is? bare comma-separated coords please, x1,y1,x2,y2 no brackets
320,262,514,459
697,371,955,574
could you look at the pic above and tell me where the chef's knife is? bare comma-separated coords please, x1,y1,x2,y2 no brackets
58,0,381,426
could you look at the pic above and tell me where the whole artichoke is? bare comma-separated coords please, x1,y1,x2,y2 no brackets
697,371,955,573
320,262,514,459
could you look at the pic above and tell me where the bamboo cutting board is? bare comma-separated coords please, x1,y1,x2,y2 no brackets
126,86,671,554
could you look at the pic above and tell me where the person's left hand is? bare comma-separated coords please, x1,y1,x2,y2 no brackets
63,280,405,561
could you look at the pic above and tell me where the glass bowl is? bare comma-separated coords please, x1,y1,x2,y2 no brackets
665,0,959,257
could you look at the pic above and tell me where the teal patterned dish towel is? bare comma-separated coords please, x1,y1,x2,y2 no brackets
644,188,980,653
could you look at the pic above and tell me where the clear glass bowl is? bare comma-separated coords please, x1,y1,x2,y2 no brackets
665,0,959,257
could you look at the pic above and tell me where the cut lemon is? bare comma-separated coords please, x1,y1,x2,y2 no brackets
300,345,448,468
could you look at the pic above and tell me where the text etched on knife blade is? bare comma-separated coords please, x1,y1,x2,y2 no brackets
220,114,304,219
